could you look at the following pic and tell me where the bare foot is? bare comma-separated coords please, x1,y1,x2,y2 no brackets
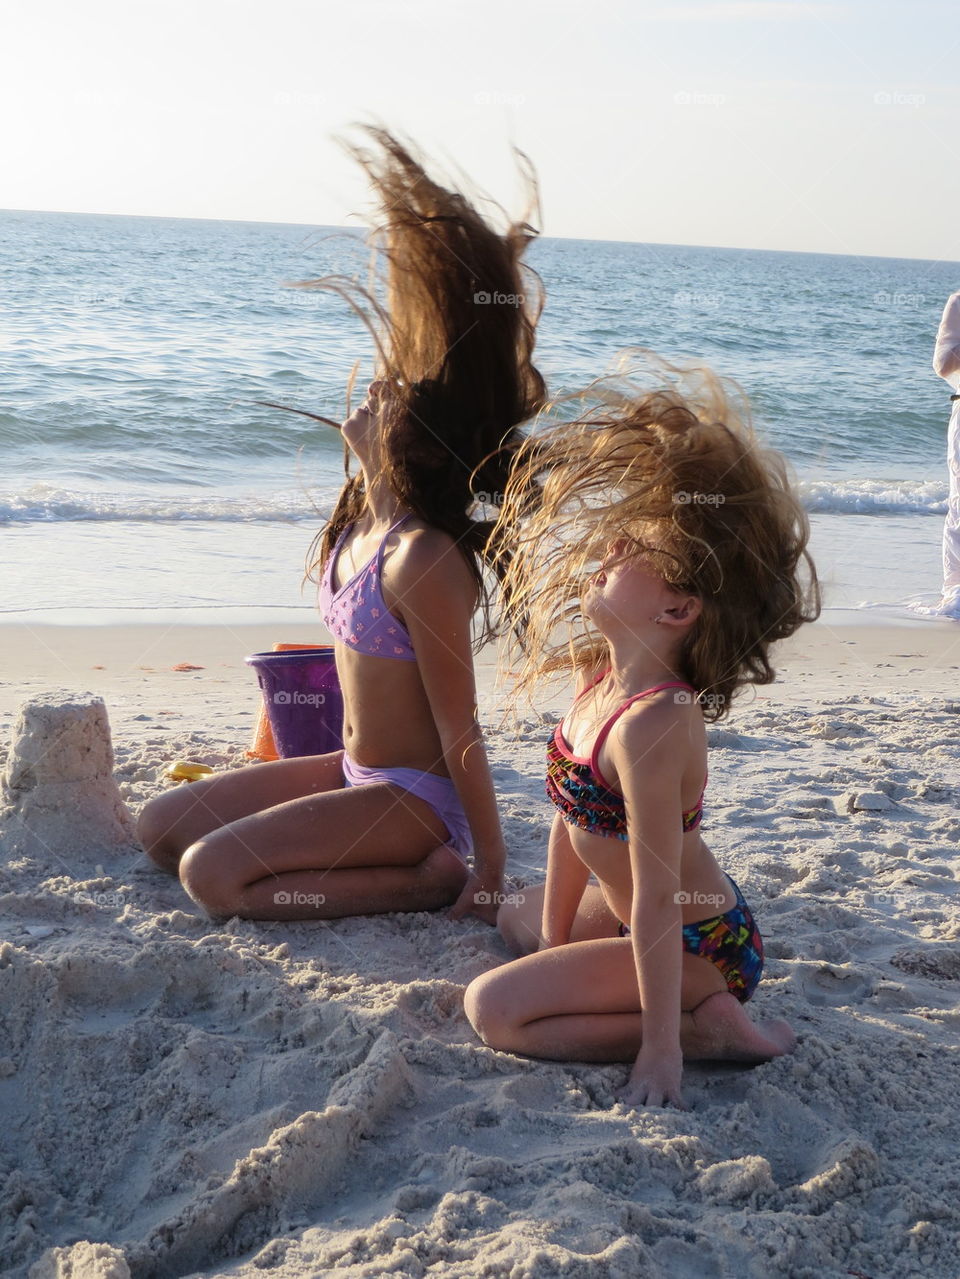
682,992,798,1062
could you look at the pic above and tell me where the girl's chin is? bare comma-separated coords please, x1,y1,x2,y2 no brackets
581,596,607,626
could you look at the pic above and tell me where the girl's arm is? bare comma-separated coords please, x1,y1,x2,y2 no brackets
397,533,506,923
608,701,689,1109
539,660,606,946
539,659,606,945
539,814,590,949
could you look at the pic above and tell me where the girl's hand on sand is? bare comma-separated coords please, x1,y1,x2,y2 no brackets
448,872,502,925
617,1049,687,1110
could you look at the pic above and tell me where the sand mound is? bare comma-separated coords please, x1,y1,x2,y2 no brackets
890,943,960,980
1,696,137,861
29,1241,131,1279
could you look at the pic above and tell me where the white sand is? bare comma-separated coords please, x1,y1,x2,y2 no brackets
1,616,959,1278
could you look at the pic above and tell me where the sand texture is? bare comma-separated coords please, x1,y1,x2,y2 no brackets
1,621,959,1278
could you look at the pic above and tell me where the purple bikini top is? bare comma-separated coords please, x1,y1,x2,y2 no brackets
318,515,417,661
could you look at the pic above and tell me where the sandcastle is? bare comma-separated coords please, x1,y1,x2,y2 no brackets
0,693,137,861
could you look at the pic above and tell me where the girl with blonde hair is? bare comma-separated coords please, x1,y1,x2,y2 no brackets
465,356,819,1106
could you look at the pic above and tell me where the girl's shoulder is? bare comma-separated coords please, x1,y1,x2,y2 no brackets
396,517,454,549
608,684,705,758
387,520,476,601
393,520,462,569
601,691,706,802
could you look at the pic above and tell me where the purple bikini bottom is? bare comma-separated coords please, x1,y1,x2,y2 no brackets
341,752,473,863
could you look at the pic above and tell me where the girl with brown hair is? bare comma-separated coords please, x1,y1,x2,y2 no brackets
464,354,820,1107
138,129,544,923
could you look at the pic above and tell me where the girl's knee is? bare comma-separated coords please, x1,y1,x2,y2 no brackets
463,970,515,1047
496,896,541,956
419,844,469,896
463,972,492,1041
178,836,237,919
137,793,185,873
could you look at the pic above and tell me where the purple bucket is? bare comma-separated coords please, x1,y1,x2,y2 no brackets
244,647,344,758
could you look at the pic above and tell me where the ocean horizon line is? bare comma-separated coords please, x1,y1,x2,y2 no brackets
2,206,957,268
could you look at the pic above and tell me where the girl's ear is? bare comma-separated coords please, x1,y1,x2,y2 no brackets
662,594,702,627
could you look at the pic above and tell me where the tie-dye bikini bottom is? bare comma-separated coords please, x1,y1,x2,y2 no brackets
618,873,764,1003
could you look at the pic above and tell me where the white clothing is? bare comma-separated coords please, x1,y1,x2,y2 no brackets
933,291,960,389
933,292,960,603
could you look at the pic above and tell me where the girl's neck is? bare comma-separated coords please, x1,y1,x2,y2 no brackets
356,468,409,529
604,635,687,694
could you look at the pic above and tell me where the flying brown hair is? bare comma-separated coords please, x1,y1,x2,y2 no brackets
285,127,545,644
493,352,821,719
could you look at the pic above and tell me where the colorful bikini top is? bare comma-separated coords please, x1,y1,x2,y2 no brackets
546,672,707,840
318,515,417,661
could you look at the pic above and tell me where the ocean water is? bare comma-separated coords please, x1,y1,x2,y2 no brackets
1,209,957,625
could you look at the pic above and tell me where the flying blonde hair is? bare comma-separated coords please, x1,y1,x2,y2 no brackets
492,351,820,719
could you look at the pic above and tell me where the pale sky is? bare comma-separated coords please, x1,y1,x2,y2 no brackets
2,0,958,260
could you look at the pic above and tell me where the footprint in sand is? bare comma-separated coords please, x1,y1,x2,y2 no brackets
796,963,873,1007
807,717,870,741
748,857,808,888
690,1064,756,1106
868,982,918,1011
